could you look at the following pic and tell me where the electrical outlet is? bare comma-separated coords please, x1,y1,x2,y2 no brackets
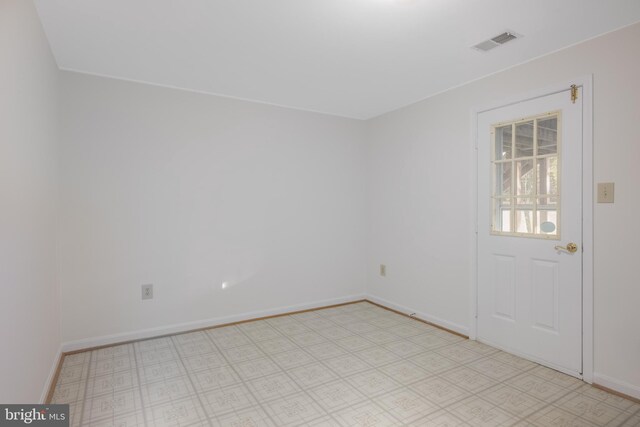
141,284,153,300
380,264,386,277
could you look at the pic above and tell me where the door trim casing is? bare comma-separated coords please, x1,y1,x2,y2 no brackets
469,76,593,383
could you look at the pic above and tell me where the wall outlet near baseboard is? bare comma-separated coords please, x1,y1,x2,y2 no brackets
141,284,153,300
380,264,386,277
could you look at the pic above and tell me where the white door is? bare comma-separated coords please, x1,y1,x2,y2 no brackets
477,87,582,377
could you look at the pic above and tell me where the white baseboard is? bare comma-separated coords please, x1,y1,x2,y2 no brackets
61,294,366,352
594,372,640,400
365,294,469,337
40,344,63,403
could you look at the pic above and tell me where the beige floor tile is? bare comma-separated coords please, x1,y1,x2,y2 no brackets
410,376,469,407
353,347,400,367
146,397,208,426
333,401,400,426
411,409,470,426
270,348,316,370
436,344,487,364
374,387,439,423
255,336,299,355
82,389,144,424
378,360,430,386
467,358,522,381
51,301,639,427
139,359,185,385
409,352,458,374
525,406,600,427
89,411,146,427
481,384,547,418
578,385,640,414
289,362,338,388
346,369,402,398
305,342,348,360
528,365,584,389
307,379,367,412
323,354,372,377
199,384,257,417
263,392,327,426
246,372,301,402
221,343,265,363
619,412,640,426
439,366,498,394
556,391,629,425
188,365,240,393
51,380,86,404
381,339,425,358
210,406,275,427
233,357,281,381
448,396,518,427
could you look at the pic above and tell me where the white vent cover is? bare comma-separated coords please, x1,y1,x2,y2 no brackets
473,31,521,52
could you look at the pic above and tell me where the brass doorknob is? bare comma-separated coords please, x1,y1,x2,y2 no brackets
554,242,578,253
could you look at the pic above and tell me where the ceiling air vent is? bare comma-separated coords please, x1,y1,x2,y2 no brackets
473,31,520,52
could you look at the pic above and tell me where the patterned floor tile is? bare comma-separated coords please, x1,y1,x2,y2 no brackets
307,379,368,411
323,354,372,377
448,396,518,427
200,384,258,417
188,365,240,393
81,389,143,424
51,301,639,427
410,376,469,407
289,362,338,388
270,348,316,370
246,372,302,402
379,360,430,386
374,387,439,423
411,409,469,426
210,406,275,427
333,401,400,426
346,370,401,398
146,397,208,426
233,357,281,381
263,393,327,426
139,359,186,385
481,384,547,418
556,391,628,425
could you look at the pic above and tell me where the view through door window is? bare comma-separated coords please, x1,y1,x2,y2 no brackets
491,111,560,238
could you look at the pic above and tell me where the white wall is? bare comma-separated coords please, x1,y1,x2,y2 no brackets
366,23,640,397
0,0,60,403
58,72,367,345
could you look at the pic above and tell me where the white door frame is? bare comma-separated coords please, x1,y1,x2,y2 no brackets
469,75,593,383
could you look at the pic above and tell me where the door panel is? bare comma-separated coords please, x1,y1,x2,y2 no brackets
477,89,582,377
531,259,558,332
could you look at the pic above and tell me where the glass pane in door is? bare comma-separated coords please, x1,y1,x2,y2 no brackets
490,112,561,238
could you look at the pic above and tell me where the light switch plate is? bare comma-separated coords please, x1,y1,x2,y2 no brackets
597,182,614,203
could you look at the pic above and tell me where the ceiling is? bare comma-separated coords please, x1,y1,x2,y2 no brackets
35,0,640,119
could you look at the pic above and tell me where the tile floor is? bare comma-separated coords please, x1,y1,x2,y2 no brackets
50,302,640,426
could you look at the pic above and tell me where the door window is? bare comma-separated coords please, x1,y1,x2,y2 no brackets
491,112,560,238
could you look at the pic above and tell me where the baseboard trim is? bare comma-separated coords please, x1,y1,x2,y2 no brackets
41,345,63,404
365,294,469,338
61,294,366,353
593,373,640,402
